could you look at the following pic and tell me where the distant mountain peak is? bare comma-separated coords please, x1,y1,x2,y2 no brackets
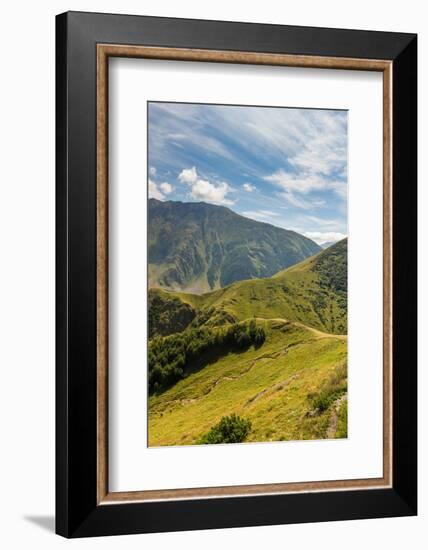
148,199,321,293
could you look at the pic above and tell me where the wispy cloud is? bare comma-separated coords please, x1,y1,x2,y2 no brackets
265,170,325,194
149,103,234,169
278,190,326,210
149,103,346,181
148,103,347,235
263,111,347,209
241,210,279,222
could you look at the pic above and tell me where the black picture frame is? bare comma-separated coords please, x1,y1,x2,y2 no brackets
56,11,417,538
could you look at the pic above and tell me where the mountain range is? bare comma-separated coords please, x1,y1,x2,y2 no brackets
149,238,347,338
148,199,321,293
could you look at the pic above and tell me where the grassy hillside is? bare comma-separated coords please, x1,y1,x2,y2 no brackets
148,198,321,293
150,239,347,336
148,319,347,446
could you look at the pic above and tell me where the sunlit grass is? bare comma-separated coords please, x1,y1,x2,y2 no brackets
148,320,347,446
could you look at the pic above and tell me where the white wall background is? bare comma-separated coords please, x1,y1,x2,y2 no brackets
0,1,424,548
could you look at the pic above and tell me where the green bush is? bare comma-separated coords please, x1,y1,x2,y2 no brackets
308,391,337,413
336,400,348,438
198,414,252,444
307,362,347,414
148,291,196,338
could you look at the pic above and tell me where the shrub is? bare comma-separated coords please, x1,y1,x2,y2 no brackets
198,414,252,444
335,400,348,438
307,362,347,414
148,291,196,338
308,391,337,413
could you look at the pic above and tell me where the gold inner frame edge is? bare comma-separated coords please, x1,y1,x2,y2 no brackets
96,44,393,505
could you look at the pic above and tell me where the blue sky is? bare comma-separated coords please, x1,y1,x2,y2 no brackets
148,102,347,245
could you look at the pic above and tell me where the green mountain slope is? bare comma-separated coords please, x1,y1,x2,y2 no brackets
148,319,347,446
150,239,347,337
148,198,321,293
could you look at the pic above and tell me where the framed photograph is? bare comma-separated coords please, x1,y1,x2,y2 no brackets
56,11,417,538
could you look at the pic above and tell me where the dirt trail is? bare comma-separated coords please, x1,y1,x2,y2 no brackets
294,322,347,341
254,317,347,341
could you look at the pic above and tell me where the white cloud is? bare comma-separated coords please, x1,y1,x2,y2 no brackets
178,166,198,184
148,178,165,200
190,179,233,205
304,231,347,245
242,183,256,192
178,167,234,206
149,166,157,176
159,182,174,194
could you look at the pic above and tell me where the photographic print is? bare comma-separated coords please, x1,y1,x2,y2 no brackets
147,102,348,447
